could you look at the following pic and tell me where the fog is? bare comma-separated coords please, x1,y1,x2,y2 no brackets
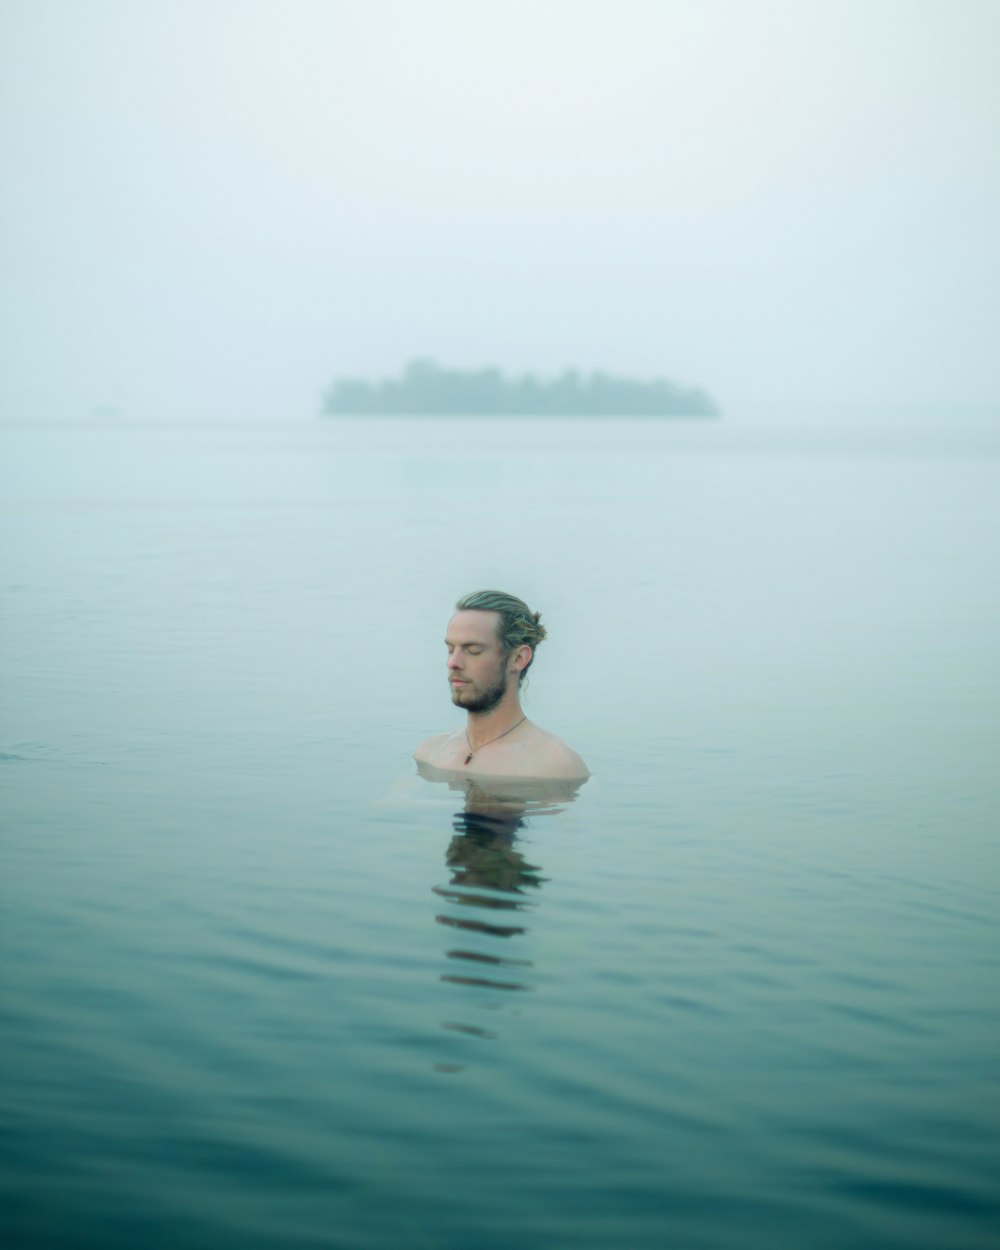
1,0,997,426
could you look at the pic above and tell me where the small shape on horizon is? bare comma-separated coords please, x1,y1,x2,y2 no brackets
322,358,719,417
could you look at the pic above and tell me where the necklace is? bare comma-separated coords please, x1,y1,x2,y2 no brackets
464,716,527,765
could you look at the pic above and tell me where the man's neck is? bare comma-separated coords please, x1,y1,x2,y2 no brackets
466,695,526,748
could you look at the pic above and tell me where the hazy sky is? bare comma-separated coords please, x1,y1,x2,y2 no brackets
1,0,997,423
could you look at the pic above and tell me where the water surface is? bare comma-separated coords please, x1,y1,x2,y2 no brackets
2,417,998,1248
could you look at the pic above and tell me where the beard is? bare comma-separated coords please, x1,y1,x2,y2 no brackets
451,666,508,714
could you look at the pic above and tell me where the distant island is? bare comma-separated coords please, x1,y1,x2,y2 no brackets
322,358,719,417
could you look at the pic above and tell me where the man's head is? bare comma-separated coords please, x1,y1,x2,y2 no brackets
446,590,547,713
454,590,546,684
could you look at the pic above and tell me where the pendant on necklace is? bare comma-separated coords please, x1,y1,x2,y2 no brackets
464,753,473,764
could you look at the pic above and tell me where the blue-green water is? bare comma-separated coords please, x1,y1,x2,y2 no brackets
2,418,998,1249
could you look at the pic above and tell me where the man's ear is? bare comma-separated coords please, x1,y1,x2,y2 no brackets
511,644,532,673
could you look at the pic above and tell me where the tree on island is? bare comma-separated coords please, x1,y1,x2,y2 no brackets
322,359,719,417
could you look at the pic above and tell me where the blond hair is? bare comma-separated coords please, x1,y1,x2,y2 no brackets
455,589,547,683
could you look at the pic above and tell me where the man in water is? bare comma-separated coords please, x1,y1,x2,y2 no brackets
414,589,589,781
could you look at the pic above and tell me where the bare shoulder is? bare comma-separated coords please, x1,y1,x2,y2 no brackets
414,722,588,781
413,730,460,766
525,725,590,780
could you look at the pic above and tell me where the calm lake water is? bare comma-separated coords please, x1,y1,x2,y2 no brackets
2,417,998,1249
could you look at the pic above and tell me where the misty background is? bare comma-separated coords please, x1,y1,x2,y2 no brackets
1,0,998,429
4,6,1000,1245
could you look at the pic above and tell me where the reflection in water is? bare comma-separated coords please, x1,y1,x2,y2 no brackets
416,765,586,1071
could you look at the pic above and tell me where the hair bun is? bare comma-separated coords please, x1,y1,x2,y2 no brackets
454,589,546,680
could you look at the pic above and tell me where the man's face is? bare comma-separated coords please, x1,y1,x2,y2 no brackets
445,610,512,714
